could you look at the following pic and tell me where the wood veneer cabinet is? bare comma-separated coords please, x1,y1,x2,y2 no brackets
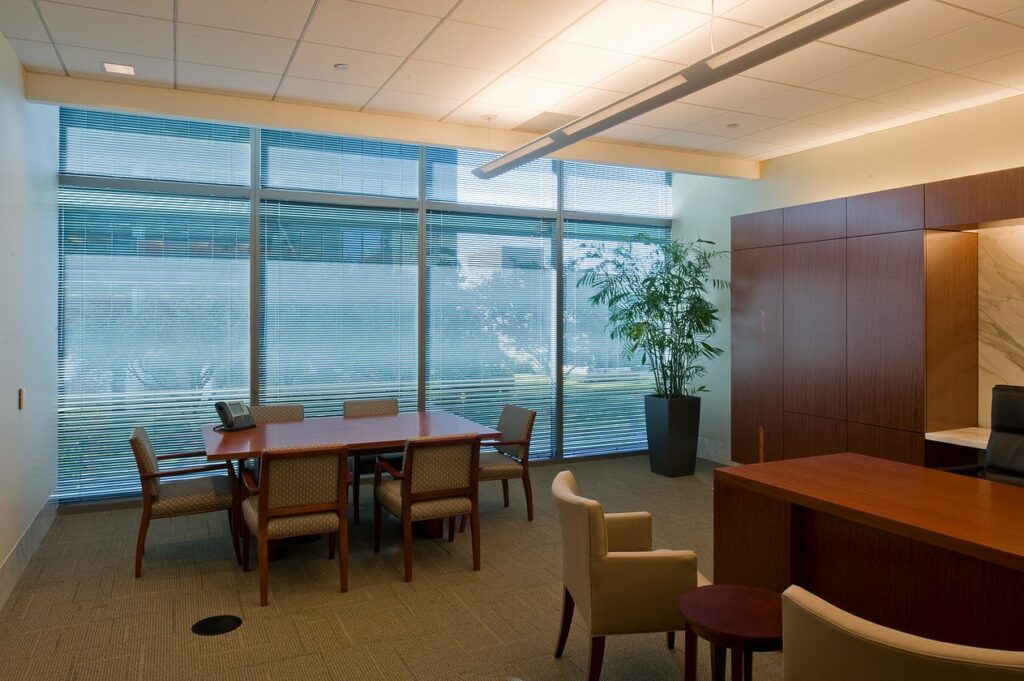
731,185,979,466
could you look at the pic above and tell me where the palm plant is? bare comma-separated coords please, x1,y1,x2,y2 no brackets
577,237,727,398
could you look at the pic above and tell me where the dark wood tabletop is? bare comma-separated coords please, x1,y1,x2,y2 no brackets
679,585,783,651
202,410,500,461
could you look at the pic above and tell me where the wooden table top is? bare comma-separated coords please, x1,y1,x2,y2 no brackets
202,411,500,461
678,585,782,649
715,453,1024,573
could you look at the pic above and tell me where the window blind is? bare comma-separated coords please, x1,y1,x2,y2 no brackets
563,161,673,219
259,200,419,416
261,129,419,198
562,219,669,456
425,211,556,457
60,108,250,185
425,147,557,210
57,187,250,500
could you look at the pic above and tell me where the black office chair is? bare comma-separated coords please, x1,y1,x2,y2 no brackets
982,385,1024,487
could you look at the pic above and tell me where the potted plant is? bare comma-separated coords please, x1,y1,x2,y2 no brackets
578,237,727,477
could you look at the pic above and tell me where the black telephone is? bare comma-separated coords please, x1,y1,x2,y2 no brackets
215,400,256,431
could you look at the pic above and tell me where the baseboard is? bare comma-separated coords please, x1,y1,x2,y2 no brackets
0,498,57,611
697,437,732,466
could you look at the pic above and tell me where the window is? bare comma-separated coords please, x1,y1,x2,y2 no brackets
58,188,250,500
426,211,556,457
259,201,419,415
563,161,672,219
425,147,557,210
563,219,670,456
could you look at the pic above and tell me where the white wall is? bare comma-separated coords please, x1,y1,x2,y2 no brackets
672,93,1024,461
0,32,58,605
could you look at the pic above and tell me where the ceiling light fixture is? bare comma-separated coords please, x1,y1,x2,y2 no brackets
103,62,135,76
333,63,350,71
473,0,907,179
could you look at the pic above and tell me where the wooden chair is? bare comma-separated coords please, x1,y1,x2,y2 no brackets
480,404,537,520
240,443,351,606
343,398,402,525
129,426,241,578
249,403,305,425
373,433,481,582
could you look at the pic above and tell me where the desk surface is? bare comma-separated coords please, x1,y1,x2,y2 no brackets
925,426,991,449
715,453,1024,573
203,411,500,460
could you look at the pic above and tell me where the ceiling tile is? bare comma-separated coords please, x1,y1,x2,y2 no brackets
685,110,787,137
386,59,496,100
178,61,281,98
46,0,172,19
745,120,843,146
177,0,315,40
594,58,683,93
365,89,462,119
450,0,600,38
823,0,983,56
287,42,402,88
895,20,1024,73
593,122,674,144
705,138,785,159
276,76,377,108
59,45,172,84
723,0,817,27
412,20,545,73
559,0,708,56
443,100,541,129
650,18,758,65
807,58,939,99
357,0,457,16
1003,7,1024,25
547,87,622,115
177,24,294,74
0,0,49,41
744,88,855,120
742,42,873,87
38,2,172,58
680,75,790,110
941,0,1024,17
630,101,721,130
475,75,582,111
872,73,1011,111
647,129,730,150
923,88,1021,115
959,49,1024,87
305,0,439,57
513,42,637,87
7,38,63,73
800,99,918,131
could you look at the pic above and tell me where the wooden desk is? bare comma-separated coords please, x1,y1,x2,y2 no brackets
202,411,500,460
715,453,1024,650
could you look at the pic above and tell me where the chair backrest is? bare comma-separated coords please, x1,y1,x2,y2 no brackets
496,404,537,459
344,398,399,418
782,585,1024,681
249,403,304,424
986,385,1024,480
129,426,161,498
551,470,608,624
258,444,348,517
403,434,480,499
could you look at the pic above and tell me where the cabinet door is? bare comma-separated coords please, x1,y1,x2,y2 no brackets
925,166,1024,228
784,239,846,420
847,231,925,432
732,247,783,464
784,198,846,244
783,412,847,459
732,209,783,250
847,423,925,465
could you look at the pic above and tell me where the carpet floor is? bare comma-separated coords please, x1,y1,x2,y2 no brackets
0,455,784,680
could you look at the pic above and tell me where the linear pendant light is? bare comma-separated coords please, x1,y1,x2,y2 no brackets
473,0,908,179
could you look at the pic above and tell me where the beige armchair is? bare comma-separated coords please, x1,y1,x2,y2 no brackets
783,585,1024,680
551,470,709,681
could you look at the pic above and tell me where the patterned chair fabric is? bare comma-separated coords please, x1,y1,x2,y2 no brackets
130,427,161,497
375,479,472,520
152,475,235,518
343,398,399,417
495,404,535,459
241,501,339,539
407,434,476,494
249,403,304,424
479,451,525,480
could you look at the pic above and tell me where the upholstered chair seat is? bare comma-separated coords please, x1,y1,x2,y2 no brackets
151,475,235,517
241,497,340,539
375,479,473,520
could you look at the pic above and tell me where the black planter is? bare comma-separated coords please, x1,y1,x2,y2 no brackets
644,394,700,477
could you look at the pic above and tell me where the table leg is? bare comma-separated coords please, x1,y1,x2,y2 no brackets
731,648,743,681
711,643,726,681
683,628,697,681
744,650,753,681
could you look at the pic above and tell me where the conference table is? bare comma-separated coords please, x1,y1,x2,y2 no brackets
202,410,501,538
714,453,1024,651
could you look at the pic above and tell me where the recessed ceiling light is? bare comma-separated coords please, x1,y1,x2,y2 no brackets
726,123,740,128
481,114,498,122
333,63,350,71
103,62,135,76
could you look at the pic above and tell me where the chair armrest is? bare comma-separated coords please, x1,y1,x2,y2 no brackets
143,463,231,479
242,467,260,494
605,512,653,552
589,550,701,636
155,450,208,461
376,457,403,479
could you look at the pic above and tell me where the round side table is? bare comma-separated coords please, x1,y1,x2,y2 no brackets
678,584,782,681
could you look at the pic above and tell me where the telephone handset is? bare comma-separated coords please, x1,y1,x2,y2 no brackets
215,400,256,431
